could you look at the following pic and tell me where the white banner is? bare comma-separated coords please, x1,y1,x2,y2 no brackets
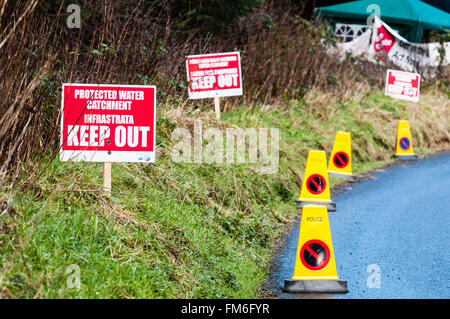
334,16,449,74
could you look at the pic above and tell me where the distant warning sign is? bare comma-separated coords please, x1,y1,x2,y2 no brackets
60,84,156,163
186,52,243,99
385,69,420,102
300,239,330,271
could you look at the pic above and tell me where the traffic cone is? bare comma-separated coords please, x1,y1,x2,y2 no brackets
283,205,348,293
394,120,418,160
327,132,358,182
296,150,336,212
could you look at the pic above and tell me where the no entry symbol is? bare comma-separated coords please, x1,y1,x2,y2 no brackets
399,137,410,151
306,174,326,195
333,152,349,168
300,239,330,270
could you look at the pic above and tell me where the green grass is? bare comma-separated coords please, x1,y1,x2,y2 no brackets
0,88,448,298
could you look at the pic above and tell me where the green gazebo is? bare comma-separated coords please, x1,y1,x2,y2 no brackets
316,0,450,42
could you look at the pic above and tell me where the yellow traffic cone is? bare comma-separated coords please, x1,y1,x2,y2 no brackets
296,150,336,212
394,120,417,160
327,132,358,182
283,205,348,293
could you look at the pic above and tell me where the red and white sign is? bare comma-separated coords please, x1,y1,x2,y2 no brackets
186,52,243,99
385,69,420,102
373,24,395,62
60,84,156,162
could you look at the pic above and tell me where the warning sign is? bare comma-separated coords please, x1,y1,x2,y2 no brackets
60,84,156,163
291,205,340,280
186,52,243,99
333,152,349,169
297,150,332,204
300,239,330,271
394,120,416,158
327,132,354,179
306,174,326,195
385,69,420,102
399,137,410,151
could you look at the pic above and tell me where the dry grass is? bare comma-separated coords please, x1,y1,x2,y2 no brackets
0,0,448,189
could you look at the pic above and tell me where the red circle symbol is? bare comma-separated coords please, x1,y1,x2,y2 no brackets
306,174,326,195
333,152,349,168
399,137,410,151
300,239,330,271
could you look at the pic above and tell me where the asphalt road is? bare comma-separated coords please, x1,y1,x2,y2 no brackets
269,152,450,299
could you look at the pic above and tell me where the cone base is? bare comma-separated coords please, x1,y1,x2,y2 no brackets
394,155,418,160
296,200,336,212
328,172,359,183
283,279,348,293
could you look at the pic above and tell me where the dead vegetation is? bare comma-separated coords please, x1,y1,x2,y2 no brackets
0,0,448,189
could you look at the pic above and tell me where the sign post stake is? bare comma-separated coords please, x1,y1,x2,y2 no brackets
214,96,221,120
103,162,112,194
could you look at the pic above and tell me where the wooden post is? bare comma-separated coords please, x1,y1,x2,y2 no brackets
103,162,112,194
214,96,221,120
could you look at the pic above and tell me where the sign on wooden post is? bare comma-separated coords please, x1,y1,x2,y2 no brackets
385,69,420,102
186,52,243,119
60,84,156,193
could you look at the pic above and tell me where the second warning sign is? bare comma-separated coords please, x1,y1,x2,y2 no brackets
60,84,156,163
186,52,243,99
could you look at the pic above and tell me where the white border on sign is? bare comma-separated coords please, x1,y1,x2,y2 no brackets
60,150,155,163
186,51,243,99
60,83,157,163
384,69,420,102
